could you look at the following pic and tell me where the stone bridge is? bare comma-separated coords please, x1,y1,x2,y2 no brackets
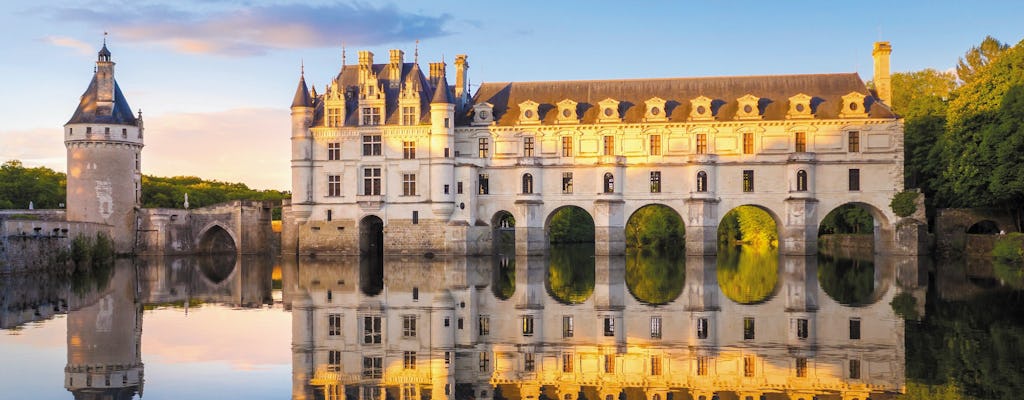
136,200,276,256
934,208,1019,257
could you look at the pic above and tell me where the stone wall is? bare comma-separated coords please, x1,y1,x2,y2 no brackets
934,208,1017,256
0,211,111,273
136,200,276,255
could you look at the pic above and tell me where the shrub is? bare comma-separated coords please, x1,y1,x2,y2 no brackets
890,191,919,218
891,292,920,320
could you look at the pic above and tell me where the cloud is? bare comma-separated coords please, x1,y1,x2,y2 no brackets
41,36,95,55
0,127,67,171
47,2,450,56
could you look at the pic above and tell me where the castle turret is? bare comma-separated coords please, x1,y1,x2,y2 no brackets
64,42,144,253
429,63,456,219
289,67,315,224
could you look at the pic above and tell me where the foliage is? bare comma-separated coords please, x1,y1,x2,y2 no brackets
957,35,1010,84
716,245,778,304
625,248,685,305
546,244,595,304
992,232,1024,288
819,204,874,235
547,207,594,243
142,175,288,218
890,292,920,320
891,69,958,115
890,191,920,218
0,160,66,209
817,254,874,305
492,256,515,300
69,233,115,295
718,206,777,248
902,382,975,400
625,205,685,252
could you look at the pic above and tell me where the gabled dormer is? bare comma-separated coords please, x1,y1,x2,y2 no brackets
689,96,714,121
840,92,868,118
472,102,494,126
644,97,668,122
597,98,621,123
787,93,814,119
735,94,762,120
556,99,578,124
323,80,346,127
518,100,540,125
357,50,385,126
398,64,423,126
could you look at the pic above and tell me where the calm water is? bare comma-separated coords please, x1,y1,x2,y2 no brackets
1,249,1021,400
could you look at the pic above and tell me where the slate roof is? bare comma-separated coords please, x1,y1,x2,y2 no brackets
311,62,438,126
465,73,894,126
292,74,312,108
66,75,137,126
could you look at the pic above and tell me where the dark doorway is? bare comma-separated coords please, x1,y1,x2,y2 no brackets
359,215,384,257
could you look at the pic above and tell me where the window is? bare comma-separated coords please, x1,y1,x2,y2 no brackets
524,353,535,372
444,117,450,128
402,385,417,400
743,132,754,154
412,210,419,224
522,173,533,194
444,317,450,327
561,136,573,157
697,317,709,339
603,317,615,337
403,315,417,338
478,138,489,158
403,141,416,159
444,352,451,365
523,137,535,157
562,353,574,372
479,352,490,372
362,386,382,400
402,174,417,196
562,172,573,194
650,356,662,375
443,184,449,194
603,135,615,155
457,181,463,194
797,318,809,340
795,357,807,377
328,142,341,160
696,356,709,376
849,169,860,191
562,316,574,338
329,313,342,336
412,287,419,301
363,316,382,344
603,172,614,193
362,356,382,378
650,134,661,155
696,134,707,154
444,147,450,158
697,171,708,192
327,107,343,127
650,171,661,193
135,153,140,171
743,355,755,377
849,319,861,340
478,174,489,194
848,131,860,153
104,127,110,137
522,316,534,336
362,135,381,156
362,168,381,195
403,351,416,369
795,132,806,152
479,315,490,336
742,170,754,192
402,106,417,126
328,175,341,197
361,107,381,126
121,128,127,138
650,316,662,339
327,209,333,221
604,355,615,373
458,317,464,330
327,290,333,302
849,359,861,379
796,170,808,192
86,127,92,134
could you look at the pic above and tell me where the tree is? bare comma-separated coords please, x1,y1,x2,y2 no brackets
625,205,685,252
548,206,594,243
0,160,66,209
957,36,1010,84
891,69,958,116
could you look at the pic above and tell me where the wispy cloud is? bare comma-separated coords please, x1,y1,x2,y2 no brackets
46,2,450,56
41,35,95,55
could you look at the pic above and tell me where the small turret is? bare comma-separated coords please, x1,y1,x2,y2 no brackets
291,68,313,109
431,63,453,105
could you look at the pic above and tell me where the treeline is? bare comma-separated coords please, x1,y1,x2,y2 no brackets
0,160,288,214
898,36,1024,230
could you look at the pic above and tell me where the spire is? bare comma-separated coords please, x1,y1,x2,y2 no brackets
291,65,312,108
98,32,111,62
431,63,453,105
342,43,346,66
414,40,419,64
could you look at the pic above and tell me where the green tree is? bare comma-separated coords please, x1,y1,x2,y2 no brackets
546,244,595,304
0,160,66,209
625,250,685,305
625,205,685,252
716,245,778,304
548,206,594,243
957,35,1010,84
819,204,874,235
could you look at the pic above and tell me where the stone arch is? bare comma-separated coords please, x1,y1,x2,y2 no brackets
817,201,890,254
359,215,384,257
716,204,782,304
625,203,686,251
491,210,516,254
967,220,1000,234
717,204,784,246
196,222,238,254
544,205,596,244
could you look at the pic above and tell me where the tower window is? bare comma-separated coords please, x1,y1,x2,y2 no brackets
696,134,707,154
561,136,573,157
742,170,755,192
796,170,808,191
603,172,614,193
328,142,341,160
697,171,708,192
523,137,535,157
522,173,533,194
478,138,489,158
121,128,127,138
650,171,661,193
743,132,754,154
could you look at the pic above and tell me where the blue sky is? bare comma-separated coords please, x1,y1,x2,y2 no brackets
1,0,1022,190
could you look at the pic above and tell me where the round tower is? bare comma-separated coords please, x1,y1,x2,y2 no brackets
64,42,144,253
429,62,456,219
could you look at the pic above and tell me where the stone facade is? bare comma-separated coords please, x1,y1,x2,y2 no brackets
285,42,918,257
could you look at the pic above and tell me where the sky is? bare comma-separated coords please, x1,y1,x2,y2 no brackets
1,0,1022,191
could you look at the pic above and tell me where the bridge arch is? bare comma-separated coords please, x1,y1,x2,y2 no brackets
491,210,516,255
817,201,891,254
196,222,238,254
544,205,596,244
967,219,1001,234
625,203,686,252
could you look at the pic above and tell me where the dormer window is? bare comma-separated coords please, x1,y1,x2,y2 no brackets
557,99,579,124
518,100,540,125
644,97,668,122
327,107,343,127
361,107,381,126
736,94,762,120
597,98,620,123
787,94,814,119
689,96,714,121
472,102,494,126
840,92,868,118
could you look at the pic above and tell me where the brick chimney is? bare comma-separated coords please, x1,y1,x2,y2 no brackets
872,42,892,105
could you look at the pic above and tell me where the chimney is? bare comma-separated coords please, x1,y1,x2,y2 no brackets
358,50,374,67
872,41,892,105
389,49,404,65
454,54,469,102
358,50,375,85
429,62,446,86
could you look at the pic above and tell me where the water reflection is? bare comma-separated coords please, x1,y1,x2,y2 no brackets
546,244,596,305
716,245,779,304
288,253,918,400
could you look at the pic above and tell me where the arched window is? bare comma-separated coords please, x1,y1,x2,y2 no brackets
522,173,533,194
796,170,808,191
696,171,708,192
603,172,615,193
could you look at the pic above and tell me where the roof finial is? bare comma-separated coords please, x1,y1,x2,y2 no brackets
414,40,419,63
342,43,346,66
103,31,107,46
301,58,305,77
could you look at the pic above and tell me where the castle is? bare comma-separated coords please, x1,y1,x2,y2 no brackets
283,42,922,257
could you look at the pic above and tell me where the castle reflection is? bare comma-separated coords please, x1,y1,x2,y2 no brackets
286,253,925,400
